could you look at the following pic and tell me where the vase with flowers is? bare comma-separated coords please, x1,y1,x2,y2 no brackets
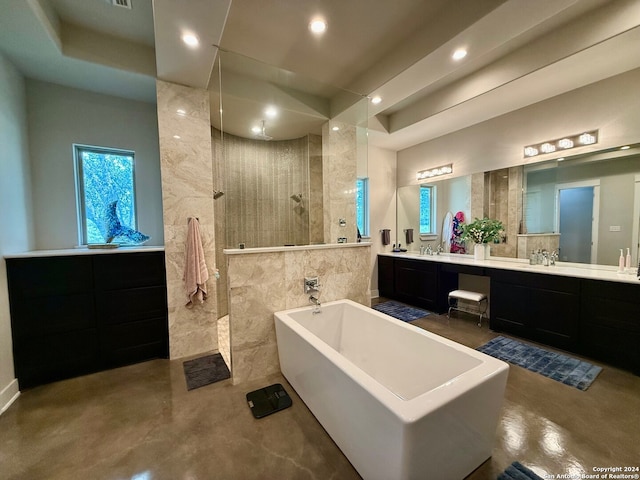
460,217,504,260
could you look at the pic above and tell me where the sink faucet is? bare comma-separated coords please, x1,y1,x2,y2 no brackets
425,244,433,255
550,251,558,266
435,244,444,255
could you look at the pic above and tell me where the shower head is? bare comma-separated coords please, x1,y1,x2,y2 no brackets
290,193,302,203
213,190,224,199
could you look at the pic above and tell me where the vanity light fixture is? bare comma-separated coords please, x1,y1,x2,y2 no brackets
540,142,556,154
181,33,199,48
524,130,598,158
371,96,382,105
452,48,467,60
416,164,453,180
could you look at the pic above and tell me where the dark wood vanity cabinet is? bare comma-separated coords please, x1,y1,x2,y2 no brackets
394,258,439,311
377,256,456,313
580,280,640,374
7,252,169,388
377,255,395,299
378,254,640,373
489,269,581,351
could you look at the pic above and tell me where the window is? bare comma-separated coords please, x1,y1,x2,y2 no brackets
74,145,136,245
356,177,369,237
419,185,435,235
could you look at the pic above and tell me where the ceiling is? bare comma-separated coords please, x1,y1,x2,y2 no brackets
1,0,639,151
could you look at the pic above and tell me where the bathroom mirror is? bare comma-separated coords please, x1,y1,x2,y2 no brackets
397,144,640,266
396,175,472,251
209,49,368,249
522,144,640,266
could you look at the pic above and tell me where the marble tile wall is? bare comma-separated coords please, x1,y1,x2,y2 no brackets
156,80,218,358
308,134,324,244
322,122,357,243
224,133,310,248
470,172,485,220
227,244,371,384
470,168,523,258
517,234,561,259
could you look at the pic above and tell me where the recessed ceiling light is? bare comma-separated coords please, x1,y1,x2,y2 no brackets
452,48,467,60
620,145,630,150
332,126,340,131
182,33,199,48
265,106,278,118
371,96,382,105
173,135,181,139
176,109,186,116
251,126,261,134
309,19,326,34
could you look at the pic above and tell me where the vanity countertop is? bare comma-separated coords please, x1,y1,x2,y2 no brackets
4,245,165,259
379,251,640,284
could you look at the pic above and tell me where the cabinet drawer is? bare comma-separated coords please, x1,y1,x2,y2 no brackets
10,292,96,339
7,256,93,295
93,252,166,290
101,317,169,367
489,268,580,293
13,328,100,388
582,280,640,305
96,286,167,325
441,263,485,276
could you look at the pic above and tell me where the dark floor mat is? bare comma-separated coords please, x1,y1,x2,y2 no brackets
183,353,230,391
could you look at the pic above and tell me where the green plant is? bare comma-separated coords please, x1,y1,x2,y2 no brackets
460,217,504,244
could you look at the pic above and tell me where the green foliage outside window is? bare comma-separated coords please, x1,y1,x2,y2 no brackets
75,146,136,244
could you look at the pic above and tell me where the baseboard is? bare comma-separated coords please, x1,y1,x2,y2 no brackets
0,378,20,416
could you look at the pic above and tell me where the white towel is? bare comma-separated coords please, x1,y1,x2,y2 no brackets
184,217,209,306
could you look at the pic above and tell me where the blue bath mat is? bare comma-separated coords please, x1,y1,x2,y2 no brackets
477,336,602,391
498,461,543,480
373,301,430,322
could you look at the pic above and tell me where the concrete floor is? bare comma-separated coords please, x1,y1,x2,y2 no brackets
2,305,639,480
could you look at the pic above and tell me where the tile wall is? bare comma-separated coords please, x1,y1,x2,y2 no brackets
156,80,218,358
227,244,371,384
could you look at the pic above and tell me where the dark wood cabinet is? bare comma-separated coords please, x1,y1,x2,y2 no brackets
7,251,169,388
489,269,580,351
377,255,395,298
394,258,439,311
376,255,640,373
377,255,457,313
580,280,640,374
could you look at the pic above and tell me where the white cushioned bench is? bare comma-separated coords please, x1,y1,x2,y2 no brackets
447,289,488,327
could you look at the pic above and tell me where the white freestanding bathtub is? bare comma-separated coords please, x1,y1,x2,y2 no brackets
274,299,509,480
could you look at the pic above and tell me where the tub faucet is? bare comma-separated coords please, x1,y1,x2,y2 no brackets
309,295,322,314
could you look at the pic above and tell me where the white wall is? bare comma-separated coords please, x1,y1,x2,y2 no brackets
0,54,34,413
26,79,164,249
397,67,640,187
368,145,396,297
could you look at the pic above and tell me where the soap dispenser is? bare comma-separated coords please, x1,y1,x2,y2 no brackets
626,247,632,271
618,249,625,273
